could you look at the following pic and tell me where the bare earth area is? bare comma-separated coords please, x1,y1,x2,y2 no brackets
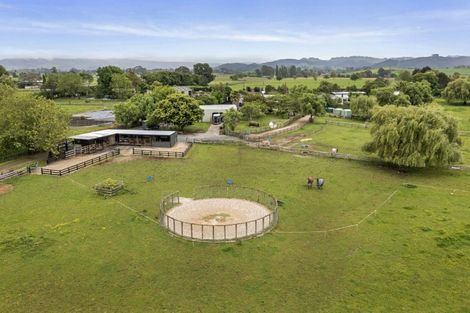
42,150,112,170
0,184,13,195
165,198,273,240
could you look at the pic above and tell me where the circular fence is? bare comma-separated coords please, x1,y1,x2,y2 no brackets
159,186,279,242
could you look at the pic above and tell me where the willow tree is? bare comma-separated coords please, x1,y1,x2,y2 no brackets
443,78,470,105
363,106,461,167
349,95,377,120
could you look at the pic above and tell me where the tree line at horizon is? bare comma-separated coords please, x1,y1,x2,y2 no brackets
0,64,469,168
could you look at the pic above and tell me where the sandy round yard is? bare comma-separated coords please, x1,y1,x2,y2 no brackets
164,198,274,241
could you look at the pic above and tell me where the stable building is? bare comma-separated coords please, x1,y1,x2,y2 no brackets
200,104,238,124
70,129,177,152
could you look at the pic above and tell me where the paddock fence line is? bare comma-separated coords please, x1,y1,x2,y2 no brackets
224,115,303,141
324,119,369,128
459,130,470,137
254,143,376,162
184,138,244,145
40,149,120,176
132,144,192,159
274,189,399,236
159,186,279,242
0,167,28,182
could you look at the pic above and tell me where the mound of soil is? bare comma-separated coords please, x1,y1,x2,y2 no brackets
0,184,13,195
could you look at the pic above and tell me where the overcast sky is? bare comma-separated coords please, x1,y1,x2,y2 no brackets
1,0,470,62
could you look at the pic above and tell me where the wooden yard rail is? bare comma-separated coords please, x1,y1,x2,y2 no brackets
132,144,192,158
41,149,120,176
324,119,369,128
0,167,28,181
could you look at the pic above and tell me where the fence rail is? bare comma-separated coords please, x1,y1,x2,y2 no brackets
159,186,279,242
225,115,303,140
324,119,369,128
459,131,470,137
255,143,376,162
132,144,192,158
0,167,28,181
41,149,120,176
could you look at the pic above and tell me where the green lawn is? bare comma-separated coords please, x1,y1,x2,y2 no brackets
54,98,122,115
273,120,373,157
212,74,371,91
66,125,115,137
438,103,470,131
179,122,211,134
235,115,289,133
1,145,469,312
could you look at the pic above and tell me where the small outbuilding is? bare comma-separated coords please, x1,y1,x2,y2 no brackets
200,104,238,124
70,129,177,150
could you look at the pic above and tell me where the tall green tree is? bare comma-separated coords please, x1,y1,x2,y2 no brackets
0,93,68,154
193,63,215,85
443,78,470,105
147,94,203,130
56,72,84,97
240,102,265,121
363,106,461,167
349,95,377,120
96,65,124,97
222,108,242,132
0,75,15,88
113,101,141,128
0,65,8,77
399,81,433,106
110,73,134,99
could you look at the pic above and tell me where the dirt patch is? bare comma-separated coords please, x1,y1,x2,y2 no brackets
0,184,14,195
164,198,273,240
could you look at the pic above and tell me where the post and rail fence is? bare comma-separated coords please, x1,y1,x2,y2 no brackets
40,149,120,176
159,186,279,242
132,144,192,159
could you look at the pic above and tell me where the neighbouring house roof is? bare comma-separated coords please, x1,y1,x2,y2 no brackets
70,129,176,141
200,104,237,111
173,86,192,92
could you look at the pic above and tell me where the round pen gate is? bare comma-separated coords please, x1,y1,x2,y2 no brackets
159,186,279,242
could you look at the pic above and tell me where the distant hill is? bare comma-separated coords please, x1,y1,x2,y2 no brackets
2,54,470,72
0,58,200,71
216,55,470,73
216,63,260,74
373,54,470,68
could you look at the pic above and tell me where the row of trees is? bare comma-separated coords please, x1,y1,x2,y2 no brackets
113,86,203,130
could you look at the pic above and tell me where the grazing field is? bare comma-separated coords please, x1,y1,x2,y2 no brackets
438,103,470,131
211,74,370,91
54,98,122,115
1,145,470,312
66,125,115,137
273,120,373,157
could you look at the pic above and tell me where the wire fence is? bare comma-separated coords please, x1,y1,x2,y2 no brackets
324,119,369,128
159,186,279,242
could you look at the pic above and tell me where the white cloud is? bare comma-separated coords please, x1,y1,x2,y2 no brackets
0,18,419,44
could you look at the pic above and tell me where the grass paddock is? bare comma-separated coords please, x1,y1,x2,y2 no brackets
1,145,469,312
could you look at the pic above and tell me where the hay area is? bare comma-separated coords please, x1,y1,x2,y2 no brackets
165,198,273,240
0,184,13,195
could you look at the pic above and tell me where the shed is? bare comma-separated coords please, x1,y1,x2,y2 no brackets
70,129,177,149
200,104,238,124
